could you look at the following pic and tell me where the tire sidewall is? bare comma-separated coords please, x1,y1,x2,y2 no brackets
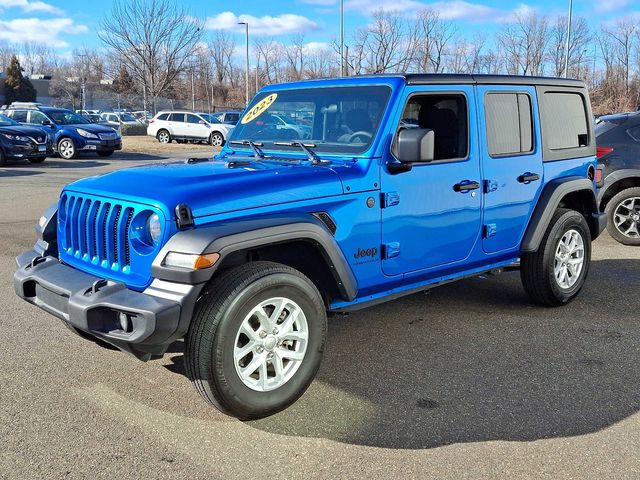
606,187,640,246
212,272,326,417
542,211,592,302
210,132,223,146
157,130,170,143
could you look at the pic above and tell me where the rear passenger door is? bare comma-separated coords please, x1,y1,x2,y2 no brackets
169,113,186,137
478,85,543,253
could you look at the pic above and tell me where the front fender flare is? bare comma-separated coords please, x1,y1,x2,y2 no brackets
151,215,358,301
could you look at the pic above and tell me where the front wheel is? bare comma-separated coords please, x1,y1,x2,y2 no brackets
185,261,327,419
606,187,640,246
57,138,77,159
521,208,592,307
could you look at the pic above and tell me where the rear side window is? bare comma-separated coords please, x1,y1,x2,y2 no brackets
226,113,239,122
170,113,185,122
485,92,533,156
541,92,589,150
157,113,169,121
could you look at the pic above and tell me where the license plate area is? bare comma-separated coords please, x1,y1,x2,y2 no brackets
38,145,46,152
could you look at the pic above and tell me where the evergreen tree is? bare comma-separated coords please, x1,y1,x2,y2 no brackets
112,65,135,94
3,56,37,103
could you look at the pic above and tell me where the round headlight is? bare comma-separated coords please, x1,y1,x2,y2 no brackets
146,213,162,245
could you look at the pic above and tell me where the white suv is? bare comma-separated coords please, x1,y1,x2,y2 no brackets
147,111,234,146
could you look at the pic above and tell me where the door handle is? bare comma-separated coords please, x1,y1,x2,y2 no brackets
453,180,481,192
517,172,540,184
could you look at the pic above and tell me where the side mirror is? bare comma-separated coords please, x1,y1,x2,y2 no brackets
42,119,53,126
396,128,434,163
199,120,206,124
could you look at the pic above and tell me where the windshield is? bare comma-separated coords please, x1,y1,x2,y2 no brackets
120,113,137,122
201,114,218,124
0,114,19,126
229,85,391,154
48,110,90,125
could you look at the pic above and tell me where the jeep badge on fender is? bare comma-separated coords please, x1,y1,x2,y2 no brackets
15,74,606,419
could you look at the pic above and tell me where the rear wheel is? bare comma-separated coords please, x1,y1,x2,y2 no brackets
28,156,46,163
606,187,640,246
157,130,171,144
209,132,224,147
521,208,592,306
185,261,326,419
58,138,77,159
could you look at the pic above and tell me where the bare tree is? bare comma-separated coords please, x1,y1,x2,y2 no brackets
209,31,236,85
356,10,414,73
602,19,638,95
412,9,456,73
285,34,306,80
498,11,549,76
98,0,203,113
548,16,591,77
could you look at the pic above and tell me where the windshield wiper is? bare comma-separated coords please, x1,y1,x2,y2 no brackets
229,140,266,161
273,141,328,165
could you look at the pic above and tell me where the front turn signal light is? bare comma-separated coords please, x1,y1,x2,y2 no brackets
163,252,220,270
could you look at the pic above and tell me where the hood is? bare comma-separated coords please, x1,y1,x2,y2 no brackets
66,123,118,133
0,125,49,140
64,159,345,220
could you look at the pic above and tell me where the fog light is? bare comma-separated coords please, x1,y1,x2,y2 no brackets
118,312,132,332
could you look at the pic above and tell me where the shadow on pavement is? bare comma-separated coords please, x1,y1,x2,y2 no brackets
0,169,43,178
164,258,640,449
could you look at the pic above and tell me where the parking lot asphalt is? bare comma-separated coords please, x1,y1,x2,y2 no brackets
1,152,639,479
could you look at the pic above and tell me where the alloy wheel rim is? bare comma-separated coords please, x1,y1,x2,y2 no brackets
211,134,223,146
613,197,640,239
158,132,169,143
233,296,309,392
554,229,585,289
60,140,73,158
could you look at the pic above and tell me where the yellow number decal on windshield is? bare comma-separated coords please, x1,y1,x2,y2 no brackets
241,93,278,124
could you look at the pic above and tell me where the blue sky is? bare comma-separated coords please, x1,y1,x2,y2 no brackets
0,0,638,54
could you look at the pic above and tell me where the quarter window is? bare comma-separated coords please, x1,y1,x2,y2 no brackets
170,113,185,122
157,113,169,121
541,92,589,150
485,92,533,156
10,110,28,123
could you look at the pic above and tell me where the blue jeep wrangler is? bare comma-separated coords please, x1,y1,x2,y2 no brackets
15,74,606,419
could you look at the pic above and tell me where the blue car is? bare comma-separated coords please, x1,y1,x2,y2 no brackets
0,113,53,165
15,74,605,419
2,105,122,159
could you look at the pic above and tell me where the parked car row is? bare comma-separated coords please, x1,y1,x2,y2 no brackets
0,103,122,161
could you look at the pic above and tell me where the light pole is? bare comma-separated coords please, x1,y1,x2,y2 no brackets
190,64,195,111
563,0,573,78
238,21,250,106
340,0,344,76
78,53,87,111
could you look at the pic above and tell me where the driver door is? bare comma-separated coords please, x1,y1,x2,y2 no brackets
381,86,483,277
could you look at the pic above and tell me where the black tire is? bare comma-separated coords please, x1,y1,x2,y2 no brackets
57,138,77,159
0,149,7,166
185,261,327,419
28,156,46,163
521,208,592,307
97,150,114,157
157,129,171,144
605,187,640,246
209,131,224,147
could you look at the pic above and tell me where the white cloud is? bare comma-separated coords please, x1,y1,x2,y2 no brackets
344,0,537,23
205,11,319,36
0,0,62,14
304,41,332,54
0,18,88,48
595,0,632,13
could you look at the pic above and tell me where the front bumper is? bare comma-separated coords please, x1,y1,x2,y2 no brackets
4,142,53,158
14,250,202,360
79,138,122,152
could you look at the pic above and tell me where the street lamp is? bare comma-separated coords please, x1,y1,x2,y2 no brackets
238,21,250,106
78,53,87,111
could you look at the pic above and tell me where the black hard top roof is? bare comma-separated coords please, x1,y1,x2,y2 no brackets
353,73,585,88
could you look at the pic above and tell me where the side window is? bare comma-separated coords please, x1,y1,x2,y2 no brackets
28,111,49,125
395,94,468,161
226,113,239,123
541,92,589,150
11,110,28,123
157,113,169,121
485,92,533,156
186,114,201,124
170,113,185,122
